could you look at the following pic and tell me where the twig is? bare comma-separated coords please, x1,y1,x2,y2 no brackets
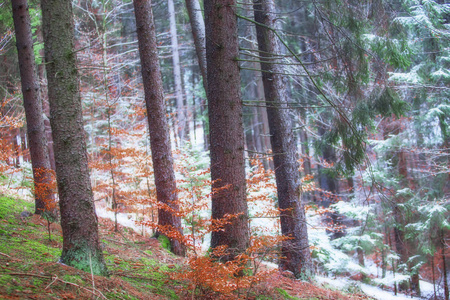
89,252,96,300
0,251,12,258
103,237,127,246
57,277,108,300
9,272,50,279
8,272,108,299
45,275,58,290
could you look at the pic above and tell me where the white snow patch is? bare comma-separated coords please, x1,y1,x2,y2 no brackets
95,203,153,236
316,276,435,300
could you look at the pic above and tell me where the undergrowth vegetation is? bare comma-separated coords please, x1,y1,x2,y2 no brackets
0,194,373,299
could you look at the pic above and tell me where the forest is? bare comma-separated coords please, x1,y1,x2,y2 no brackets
0,0,449,299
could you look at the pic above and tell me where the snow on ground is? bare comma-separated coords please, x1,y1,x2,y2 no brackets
316,276,435,300
95,203,153,236
93,190,440,300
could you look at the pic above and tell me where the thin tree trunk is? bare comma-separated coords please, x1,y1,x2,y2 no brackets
205,0,249,261
442,229,449,300
133,0,185,256
382,225,387,279
255,80,272,170
185,0,207,91
35,11,55,171
200,98,209,150
253,0,312,278
252,105,264,162
41,0,107,275
432,253,436,300
168,0,187,145
258,95,273,170
11,0,55,216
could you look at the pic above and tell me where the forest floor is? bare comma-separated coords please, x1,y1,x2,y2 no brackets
0,192,375,300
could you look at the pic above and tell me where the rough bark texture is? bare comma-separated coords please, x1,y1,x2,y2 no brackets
41,0,107,275
133,0,185,256
253,0,313,278
205,0,249,260
11,0,54,216
185,0,207,91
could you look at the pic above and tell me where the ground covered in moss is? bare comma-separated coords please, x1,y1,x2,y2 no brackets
0,193,373,299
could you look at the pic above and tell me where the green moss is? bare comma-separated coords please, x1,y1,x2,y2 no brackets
62,274,83,285
276,288,300,300
105,291,140,300
32,278,45,287
61,244,108,276
157,234,171,251
0,196,33,219
0,274,13,286
0,236,61,262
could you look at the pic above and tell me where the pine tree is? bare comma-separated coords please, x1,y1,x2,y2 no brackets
205,0,250,261
11,0,55,216
253,0,313,278
133,0,185,256
41,0,107,275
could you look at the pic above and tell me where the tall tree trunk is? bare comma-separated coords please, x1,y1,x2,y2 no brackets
442,229,449,300
168,0,187,145
253,0,313,278
200,98,209,150
35,11,55,171
185,0,207,91
258,95,273,170
41,0,107,275
11,0,55,216
205,0,249,261
317,122,338,207
133,0,185,256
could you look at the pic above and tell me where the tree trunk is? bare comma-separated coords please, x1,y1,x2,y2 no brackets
317,121,338,207
258,97,273,170
11,0,55,216
205,0,249,261
253,0,313,278
133,0,185,256
41,0,107,275
168,0,187,145
442,229,449,300
185,0,207,91
35,11,55,171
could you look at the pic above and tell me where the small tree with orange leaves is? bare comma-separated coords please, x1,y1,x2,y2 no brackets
135,154,291,298
33,167,57,240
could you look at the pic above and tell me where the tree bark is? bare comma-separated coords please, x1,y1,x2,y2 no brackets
442,229,449,300
11,0,55,216
185,0,207,91
133,0,185,256
35,11,55,171
205,0,249,260
41,0,107,275
253,0,313,278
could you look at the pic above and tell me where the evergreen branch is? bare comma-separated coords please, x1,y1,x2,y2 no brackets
242,103,330,109
236,56,338,66
240,66,316,77
236,13,363,144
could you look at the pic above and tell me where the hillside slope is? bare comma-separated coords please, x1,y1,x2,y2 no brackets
0,193,372,299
